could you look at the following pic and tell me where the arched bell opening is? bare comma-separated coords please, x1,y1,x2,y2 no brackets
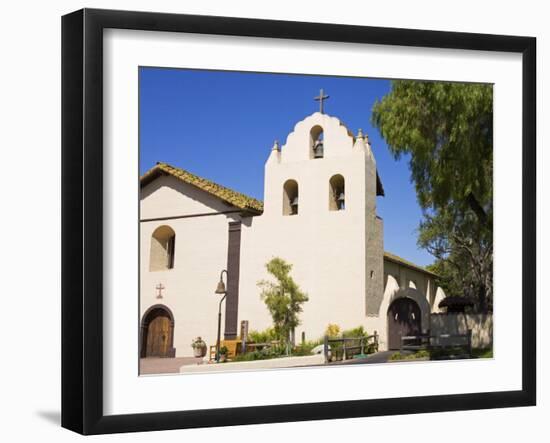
310,125,324,159
329,174,345,211
283,179,299,216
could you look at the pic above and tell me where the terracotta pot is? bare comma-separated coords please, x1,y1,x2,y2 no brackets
193,346,206,358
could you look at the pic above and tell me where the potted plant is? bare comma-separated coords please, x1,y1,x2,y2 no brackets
191,336,207,358
218,346,229,362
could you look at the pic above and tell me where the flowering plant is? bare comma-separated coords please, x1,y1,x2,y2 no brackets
191,336,206,349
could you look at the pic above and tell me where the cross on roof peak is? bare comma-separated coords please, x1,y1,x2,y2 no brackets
314,89,330,114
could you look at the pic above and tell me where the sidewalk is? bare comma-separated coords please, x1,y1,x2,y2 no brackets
179,354,325,373
140,357,203,375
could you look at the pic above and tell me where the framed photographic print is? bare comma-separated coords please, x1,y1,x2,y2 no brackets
61,8,536,435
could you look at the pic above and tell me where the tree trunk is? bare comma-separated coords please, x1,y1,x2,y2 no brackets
466,192,488,227
477,284,488,314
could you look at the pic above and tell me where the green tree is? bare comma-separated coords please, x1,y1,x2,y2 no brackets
257,257,309,345
371,80,493,312
371,80,492,221
420,205,492,311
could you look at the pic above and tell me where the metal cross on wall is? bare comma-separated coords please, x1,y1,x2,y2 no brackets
156,283,165,299
314,88,330,114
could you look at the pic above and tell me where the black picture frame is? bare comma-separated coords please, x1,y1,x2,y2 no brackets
61,8,536,435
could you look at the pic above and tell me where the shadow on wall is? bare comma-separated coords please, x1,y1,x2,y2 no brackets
430,313,493,349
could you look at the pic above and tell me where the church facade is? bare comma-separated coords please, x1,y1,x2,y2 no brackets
139,111,445,359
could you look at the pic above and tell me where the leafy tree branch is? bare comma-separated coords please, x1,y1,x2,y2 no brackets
257,257,309,345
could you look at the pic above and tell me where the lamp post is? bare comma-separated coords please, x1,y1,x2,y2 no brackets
214,269,228,363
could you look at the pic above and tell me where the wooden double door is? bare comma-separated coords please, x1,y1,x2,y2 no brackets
387,297,421,350
141,306,174,358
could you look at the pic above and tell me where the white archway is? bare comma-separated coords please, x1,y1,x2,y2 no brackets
377,282,431,351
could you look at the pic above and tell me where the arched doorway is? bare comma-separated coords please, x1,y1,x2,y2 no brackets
387,297,421,350
140,305,175,358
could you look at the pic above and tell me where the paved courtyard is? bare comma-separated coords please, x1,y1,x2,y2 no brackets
329,350,398,365
140,352,400,375
140,357,204,375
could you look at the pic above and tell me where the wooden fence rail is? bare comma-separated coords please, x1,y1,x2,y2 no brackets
323,332,379,363
400,329,472,355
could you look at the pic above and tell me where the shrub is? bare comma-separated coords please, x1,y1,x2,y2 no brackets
340,326,374,358
325,324,341,338
341,326,368,338
292,339,323,356
191,336,206,349
232,344,286,362
247,328,278,344
219,346,228,355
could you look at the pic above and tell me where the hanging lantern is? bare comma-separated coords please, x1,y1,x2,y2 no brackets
215,279,226,294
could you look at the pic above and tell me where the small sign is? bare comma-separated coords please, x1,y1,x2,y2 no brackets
240,320,249,341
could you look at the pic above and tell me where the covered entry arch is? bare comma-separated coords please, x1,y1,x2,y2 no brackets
140,304,176,358
387,297,421,350
379,285,431,350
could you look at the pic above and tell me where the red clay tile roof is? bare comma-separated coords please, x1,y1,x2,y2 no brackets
140,162,264,215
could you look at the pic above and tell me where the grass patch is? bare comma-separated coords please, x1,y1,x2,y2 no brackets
471,348,493,359
389,350,430,361
430,347,470,360
390,347,493,362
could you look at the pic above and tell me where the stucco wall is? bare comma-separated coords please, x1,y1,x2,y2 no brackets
430,313,493,349
238,113,382,343
383,259,435,307
139,114,444,357
141,174,238,218
372,261,442,350
140,176,242,357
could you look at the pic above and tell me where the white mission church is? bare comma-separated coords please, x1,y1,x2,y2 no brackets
139,102,446,359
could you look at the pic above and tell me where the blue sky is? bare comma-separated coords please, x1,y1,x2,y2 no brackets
139,67,434,266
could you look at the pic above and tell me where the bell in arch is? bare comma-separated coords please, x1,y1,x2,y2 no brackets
290,196,299,214
337,192,345,210
313,139,324,158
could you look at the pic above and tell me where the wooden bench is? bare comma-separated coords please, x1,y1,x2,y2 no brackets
401,331,472,355
209,340,281,361
208,340,245,361
208,345,217,361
